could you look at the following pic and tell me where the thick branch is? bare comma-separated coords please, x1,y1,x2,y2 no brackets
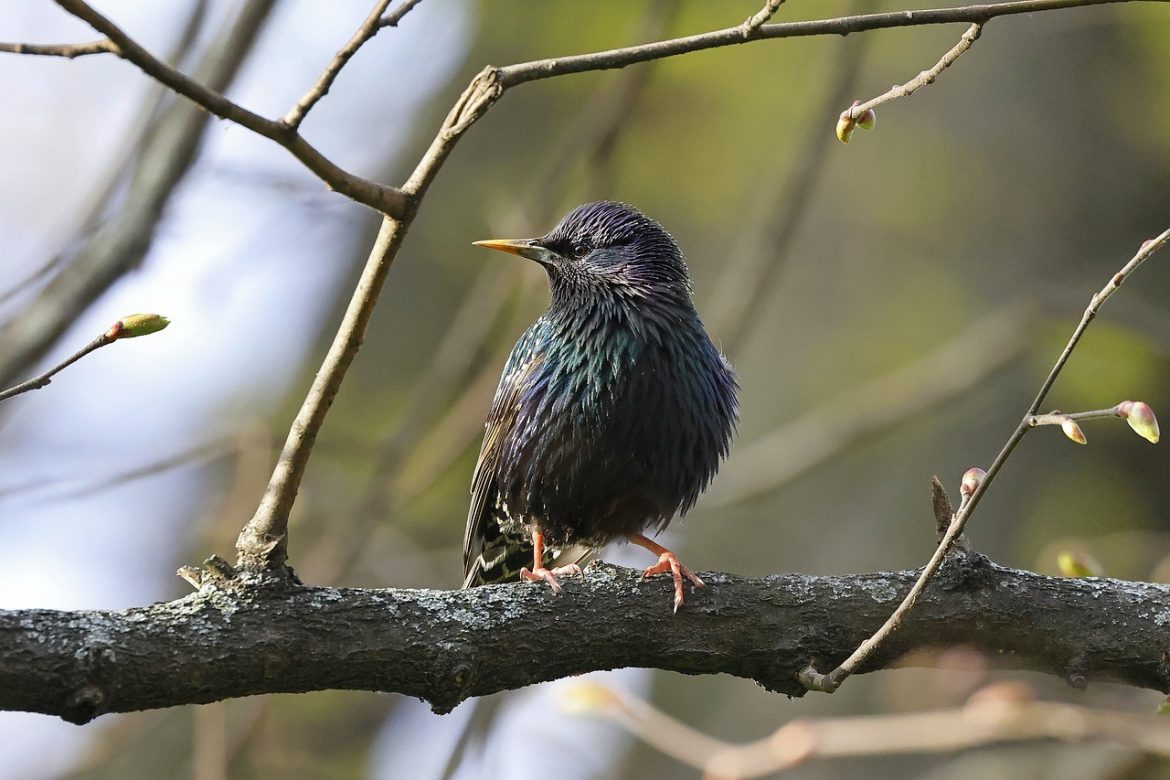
3,559,1168,725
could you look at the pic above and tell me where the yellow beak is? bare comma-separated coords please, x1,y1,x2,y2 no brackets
473,238,558,266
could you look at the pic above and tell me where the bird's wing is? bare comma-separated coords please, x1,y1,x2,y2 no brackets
462,334,544,586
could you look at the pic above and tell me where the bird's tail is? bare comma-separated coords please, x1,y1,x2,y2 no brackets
463,537,592,588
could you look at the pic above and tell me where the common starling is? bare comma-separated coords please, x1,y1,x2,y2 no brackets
462,201,738,611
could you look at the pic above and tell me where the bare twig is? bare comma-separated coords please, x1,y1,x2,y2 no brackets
284,0,425,129
0,333,113,402
0,0,270,389
13,0,1151,224
0,0,209,315
378,0,425,28
492,1,1147,88
741,0,787,38
0,39,113,58
0,313,167,402
570,682,1170,780
283,0,394,128
46,0,410,216
0,437,234,503
235,218,408,572
799,228,1170,694
840,22,983,127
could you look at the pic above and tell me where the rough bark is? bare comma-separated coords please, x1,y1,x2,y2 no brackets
2,556,1168,725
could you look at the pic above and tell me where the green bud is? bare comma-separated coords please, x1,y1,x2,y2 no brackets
835,112,856,143
1056,550,1103,578
106,313,170,340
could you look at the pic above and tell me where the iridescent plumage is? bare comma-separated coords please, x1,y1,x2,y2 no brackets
463,202,738,609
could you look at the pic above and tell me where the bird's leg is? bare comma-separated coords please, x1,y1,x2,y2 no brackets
519,530,583,596
630,534,705,613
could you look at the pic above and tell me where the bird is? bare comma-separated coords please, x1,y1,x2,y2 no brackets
462,201,738,612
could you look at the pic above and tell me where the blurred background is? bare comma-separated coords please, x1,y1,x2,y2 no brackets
2,0,1169,777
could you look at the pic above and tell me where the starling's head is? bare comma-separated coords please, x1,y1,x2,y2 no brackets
474,201,692,306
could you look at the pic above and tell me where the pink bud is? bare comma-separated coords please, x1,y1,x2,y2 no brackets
960,467,987,498
1118,400,1160,444
1061,417,1087,445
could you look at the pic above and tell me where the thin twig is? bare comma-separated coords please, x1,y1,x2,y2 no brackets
46,0,410,216
11,0,1150,222
0,0,268,389
843,22,983,123
799,228,1170,694
741,0,787,38
235,218,408,571
493,1,1146,89
1032,408,1122,424
0,437,235,503
570,682,1170,780
0,332,113,402
283,0,423,129
0,0,209,312
378,0,425,28
0,39,113,58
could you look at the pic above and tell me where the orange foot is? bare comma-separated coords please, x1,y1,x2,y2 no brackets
520,563,584,595
631,534,705,613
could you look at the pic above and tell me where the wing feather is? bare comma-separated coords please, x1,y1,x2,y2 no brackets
462,331,543,585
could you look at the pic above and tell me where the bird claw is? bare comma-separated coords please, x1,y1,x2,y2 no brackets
640,552,705,613
520,563,584,596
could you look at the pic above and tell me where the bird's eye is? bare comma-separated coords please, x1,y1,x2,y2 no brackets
568,240,589,260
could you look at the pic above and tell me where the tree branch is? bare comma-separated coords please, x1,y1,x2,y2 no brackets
13,0,1153,225
49,0,411,217
800,228,1170,693
492,0,1151,88
234,218,407,571
283,0,424,129
3,559,1168,725
847,22,982,121
0,332,112,402
836,21,982,141
0,314,169,402
0,39,113,58
576,681,1170,778
0,0,272,388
